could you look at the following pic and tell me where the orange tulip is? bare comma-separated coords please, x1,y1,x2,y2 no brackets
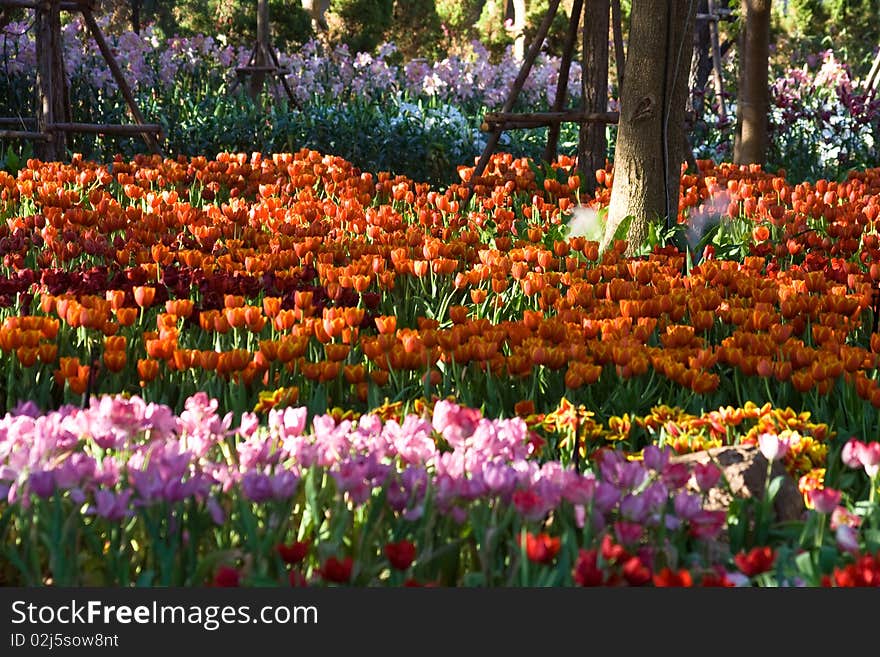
200,350,219,371
325,343,350,362
165,298,194,318
370,369,390,386
448,306,469,324
68,370,90,395
103,335,127,352
133,286,156,308
374,315,397,334
103,350,127,373
343,363,366,384
15,346,39,368
137,358,160,383
38,342,58,364
115,307,138,327
263,296,282,317
105,289,126,310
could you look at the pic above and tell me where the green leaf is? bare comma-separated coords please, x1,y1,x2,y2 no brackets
4,146,20,175
864,529,880,551
766,475,785,503
817,545,839,573
462,572,486,587
611,214,633,247
135,570,155,587
794,550,816,581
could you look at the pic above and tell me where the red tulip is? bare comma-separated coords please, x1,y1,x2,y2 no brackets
734,546,777,577
384,540,417,571
319,556,353,584
277,540,311,565
213,565,240,587
522,532,561,565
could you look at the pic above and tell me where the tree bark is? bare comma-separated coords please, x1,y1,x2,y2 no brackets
602,0,696,254
610,0,626,94
131,0,141,34
689,0,711,122
35,0,68,162
734,0,771,165
579,0,609,198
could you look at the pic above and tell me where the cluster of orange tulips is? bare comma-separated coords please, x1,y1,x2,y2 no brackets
0,149,879,443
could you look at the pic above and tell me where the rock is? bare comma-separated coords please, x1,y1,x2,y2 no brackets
670,445,806,524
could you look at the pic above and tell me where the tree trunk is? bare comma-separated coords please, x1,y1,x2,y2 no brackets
610,0,626,94
579,0,609,197
602,0,696,254
734,0,771,165
131,0,142,34
689,0,711,122
35,0,68,162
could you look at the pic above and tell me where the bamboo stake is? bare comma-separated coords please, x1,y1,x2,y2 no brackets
35,0,66,160
865,47,880,100
265,40,297,105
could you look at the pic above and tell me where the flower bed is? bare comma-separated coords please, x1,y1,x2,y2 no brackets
2,392,877,587
1,149,880,585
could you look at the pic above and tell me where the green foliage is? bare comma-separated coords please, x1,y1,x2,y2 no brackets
777,0,880,75
472,0,576,62
138,0,313,48
435,0,485,28
0,142,32,176
474,0,513,60
279,95,486,184
267,0,316,50
824,0,880,71
386,0,446,60
435,0,486,53
789,0,828,35
523,0,571,58
331,0,395,53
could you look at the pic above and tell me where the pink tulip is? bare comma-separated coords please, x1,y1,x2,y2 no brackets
692,461,722,492
831,506,861,530
758,433,788,462
841,439,865,469
613,520,643,546
858,442,880,478
807,488,841,514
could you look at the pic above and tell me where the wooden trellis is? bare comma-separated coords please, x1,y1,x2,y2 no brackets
229,0,295,105
0,0,163,161
471,0,603,187
700,0,732,123
472,0,731,187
